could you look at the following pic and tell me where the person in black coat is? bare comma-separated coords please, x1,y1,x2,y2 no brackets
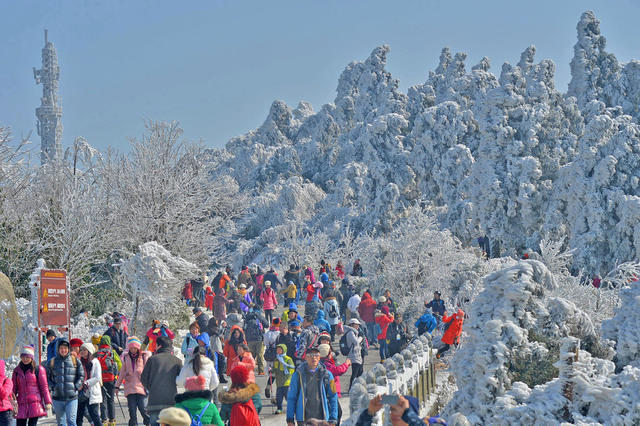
193,307,209,333
103,316,128,355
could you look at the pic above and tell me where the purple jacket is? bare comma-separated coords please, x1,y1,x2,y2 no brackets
0,360,12,413
11,363,52,419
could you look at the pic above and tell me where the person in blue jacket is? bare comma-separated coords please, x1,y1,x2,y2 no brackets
45,329,60,362
425,292,446,318
415,308,437,336
314,310,331,334
286,346,338,425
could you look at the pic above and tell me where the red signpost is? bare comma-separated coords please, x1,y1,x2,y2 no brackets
37,269,70,364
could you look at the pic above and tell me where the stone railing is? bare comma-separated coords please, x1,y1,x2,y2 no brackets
344,334,437,426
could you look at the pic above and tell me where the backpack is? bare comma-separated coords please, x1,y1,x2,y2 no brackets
327,303,339,319
184,402,210,426
294,332,318,360
95,349,118,382
244,315,264,342
264,343,277,362
339,333,352,356
229,398,260,426
374,321,382,337
358,328,369,357
417,320,428,336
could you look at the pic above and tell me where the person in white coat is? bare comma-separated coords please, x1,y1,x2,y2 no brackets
176,346,219,404
77,343,102,426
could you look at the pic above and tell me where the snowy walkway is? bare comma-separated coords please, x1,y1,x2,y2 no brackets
40,299,451,425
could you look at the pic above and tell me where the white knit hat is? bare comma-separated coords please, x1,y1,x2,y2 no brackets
318,343,331,358
81,342,95,355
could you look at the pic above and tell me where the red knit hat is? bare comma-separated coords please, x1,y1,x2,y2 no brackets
70,338,84,348
185,375,206,392
230,364,250,386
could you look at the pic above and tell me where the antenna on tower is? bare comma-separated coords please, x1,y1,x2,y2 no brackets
44,29,48,44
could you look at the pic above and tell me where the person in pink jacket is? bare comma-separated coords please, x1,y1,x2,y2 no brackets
260,281,278,324
228,344,256,384
115,337,151,426
0,358,15,426
318,344,350,397
10,345,52,426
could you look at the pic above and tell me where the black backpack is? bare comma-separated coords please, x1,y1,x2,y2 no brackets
244,314,264,341
264,343,277,362
339,333,352,356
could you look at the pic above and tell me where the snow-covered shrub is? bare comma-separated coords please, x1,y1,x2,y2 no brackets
601,283,640,371
118,242,198,335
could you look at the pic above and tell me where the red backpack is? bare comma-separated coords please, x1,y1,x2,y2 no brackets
95,349,118,382
230,398,260,426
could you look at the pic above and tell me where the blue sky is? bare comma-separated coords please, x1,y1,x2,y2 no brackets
1,0,639,152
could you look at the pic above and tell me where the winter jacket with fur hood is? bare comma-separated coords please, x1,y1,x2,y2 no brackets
219,383,262,425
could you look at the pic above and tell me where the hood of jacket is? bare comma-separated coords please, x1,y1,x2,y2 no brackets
316,310,326,320
320,272,329,282
277,343,289,356
362,292,371,301
56,337,71,358
219,383,260,404
196,332,211,348
174,389,213,404
100,335,112,347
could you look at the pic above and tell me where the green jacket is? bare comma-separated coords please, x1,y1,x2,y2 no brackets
174,390,223,426
219,383,262,421
273,344,295,387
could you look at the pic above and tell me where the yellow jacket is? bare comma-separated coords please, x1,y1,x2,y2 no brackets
280,283,297,299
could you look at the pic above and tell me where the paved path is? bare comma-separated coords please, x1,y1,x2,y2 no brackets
42,297,448,425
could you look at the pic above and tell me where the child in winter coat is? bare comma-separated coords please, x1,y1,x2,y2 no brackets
228,344,256,384
272,344,295,414
219,365,261,426
77,343,103,426
174,376,223,426
204,286,214,312
11,346,52,426
318,344,351,398
116,337,151,426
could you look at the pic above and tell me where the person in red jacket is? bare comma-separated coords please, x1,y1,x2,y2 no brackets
204,285,214,312
436,308,465,359
182,281,193,306
375,306,394,361
358,292,378,347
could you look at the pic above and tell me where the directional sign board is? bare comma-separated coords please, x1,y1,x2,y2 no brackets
39,269,69,326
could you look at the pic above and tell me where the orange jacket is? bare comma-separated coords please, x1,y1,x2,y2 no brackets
441,309,464,345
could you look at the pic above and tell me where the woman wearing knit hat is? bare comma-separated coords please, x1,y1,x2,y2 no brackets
174,375,223,426
115,337,151,426
219,365,261,426
76,343,102,426
176,345,219,404
10,346,52,426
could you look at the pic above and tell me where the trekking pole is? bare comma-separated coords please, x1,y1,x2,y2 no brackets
115,390,127,419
